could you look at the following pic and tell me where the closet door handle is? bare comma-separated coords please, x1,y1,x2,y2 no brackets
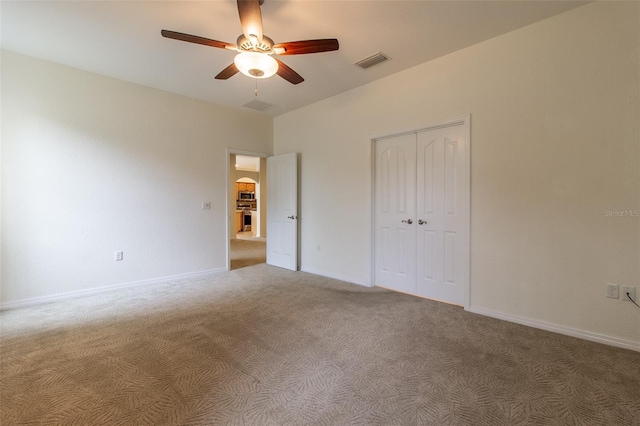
401,219,413,224
287,215,297,220
418,219,427,225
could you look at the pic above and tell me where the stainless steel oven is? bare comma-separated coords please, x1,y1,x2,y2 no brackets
242,210,252,232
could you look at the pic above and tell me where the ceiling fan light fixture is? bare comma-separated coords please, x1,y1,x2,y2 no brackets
234,51,278,78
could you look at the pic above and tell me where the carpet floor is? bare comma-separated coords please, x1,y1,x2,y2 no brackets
230,239,266,270
1,263,639,425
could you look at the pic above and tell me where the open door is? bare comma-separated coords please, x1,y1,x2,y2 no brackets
266,153,298,271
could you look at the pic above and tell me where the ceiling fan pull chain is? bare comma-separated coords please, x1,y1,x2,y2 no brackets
255,78,258,97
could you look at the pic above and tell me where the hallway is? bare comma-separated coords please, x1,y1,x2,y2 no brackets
230,237,266,270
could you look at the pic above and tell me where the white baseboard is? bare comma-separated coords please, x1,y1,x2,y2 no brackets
0,268,226,311
469,306,640,353
300,266,370,288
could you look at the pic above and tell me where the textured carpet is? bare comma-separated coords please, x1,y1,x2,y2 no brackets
230,238,266,270
1,264,639,425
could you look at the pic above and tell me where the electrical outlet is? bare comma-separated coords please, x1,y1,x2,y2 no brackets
115,251,123,261
621,286,636,302
606,283,619,299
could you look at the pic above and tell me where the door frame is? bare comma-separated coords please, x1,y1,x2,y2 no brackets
367,115,471,310
226,148,271,271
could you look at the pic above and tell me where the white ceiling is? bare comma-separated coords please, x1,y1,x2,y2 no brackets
1,0,587,117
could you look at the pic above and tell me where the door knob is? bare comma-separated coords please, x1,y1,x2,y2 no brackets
418,219,427,225
401,219,413,224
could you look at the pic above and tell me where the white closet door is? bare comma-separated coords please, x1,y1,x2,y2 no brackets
416,126,467,305
374,119,469,306
374,134,417,294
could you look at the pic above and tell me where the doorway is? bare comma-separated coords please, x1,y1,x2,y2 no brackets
227,150,269,270
235,176,260,240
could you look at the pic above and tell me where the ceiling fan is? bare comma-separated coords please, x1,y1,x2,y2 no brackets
161,0,339,85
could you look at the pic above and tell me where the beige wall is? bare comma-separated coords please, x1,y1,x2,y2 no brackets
274,2,639,348
1,51,273,305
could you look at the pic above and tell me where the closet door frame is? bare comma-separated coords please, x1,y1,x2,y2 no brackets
367,115,471,310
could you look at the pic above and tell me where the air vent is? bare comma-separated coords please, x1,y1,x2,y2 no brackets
243,99,276,111
355,52,391,69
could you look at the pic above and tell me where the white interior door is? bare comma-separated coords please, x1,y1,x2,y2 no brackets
416,126,467,305
374,134,417,294
373,119,469,306
267,152,298,271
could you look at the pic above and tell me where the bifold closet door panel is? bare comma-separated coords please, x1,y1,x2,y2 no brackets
374,133,417,295
416,127,466,305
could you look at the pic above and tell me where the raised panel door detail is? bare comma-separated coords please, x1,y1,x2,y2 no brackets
397,228,408,276
381,227,391,272
444,231,456,284
445,138,458,216
282,222,294,256
269,221,281,255
420,229,435,281
381,148,391,213
276,162,291,211
397,147,408,214
419,141,436,216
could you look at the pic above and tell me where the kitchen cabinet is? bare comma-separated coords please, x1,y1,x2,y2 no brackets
236,183,256,199
236,211,243,233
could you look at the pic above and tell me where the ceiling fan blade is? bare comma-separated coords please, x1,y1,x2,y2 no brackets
274,59,304,85
215,63,240,80
237,0,263,43
273,39,339,55
161,30,236,50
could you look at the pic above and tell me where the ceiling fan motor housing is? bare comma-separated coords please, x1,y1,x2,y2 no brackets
237,34,274,53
